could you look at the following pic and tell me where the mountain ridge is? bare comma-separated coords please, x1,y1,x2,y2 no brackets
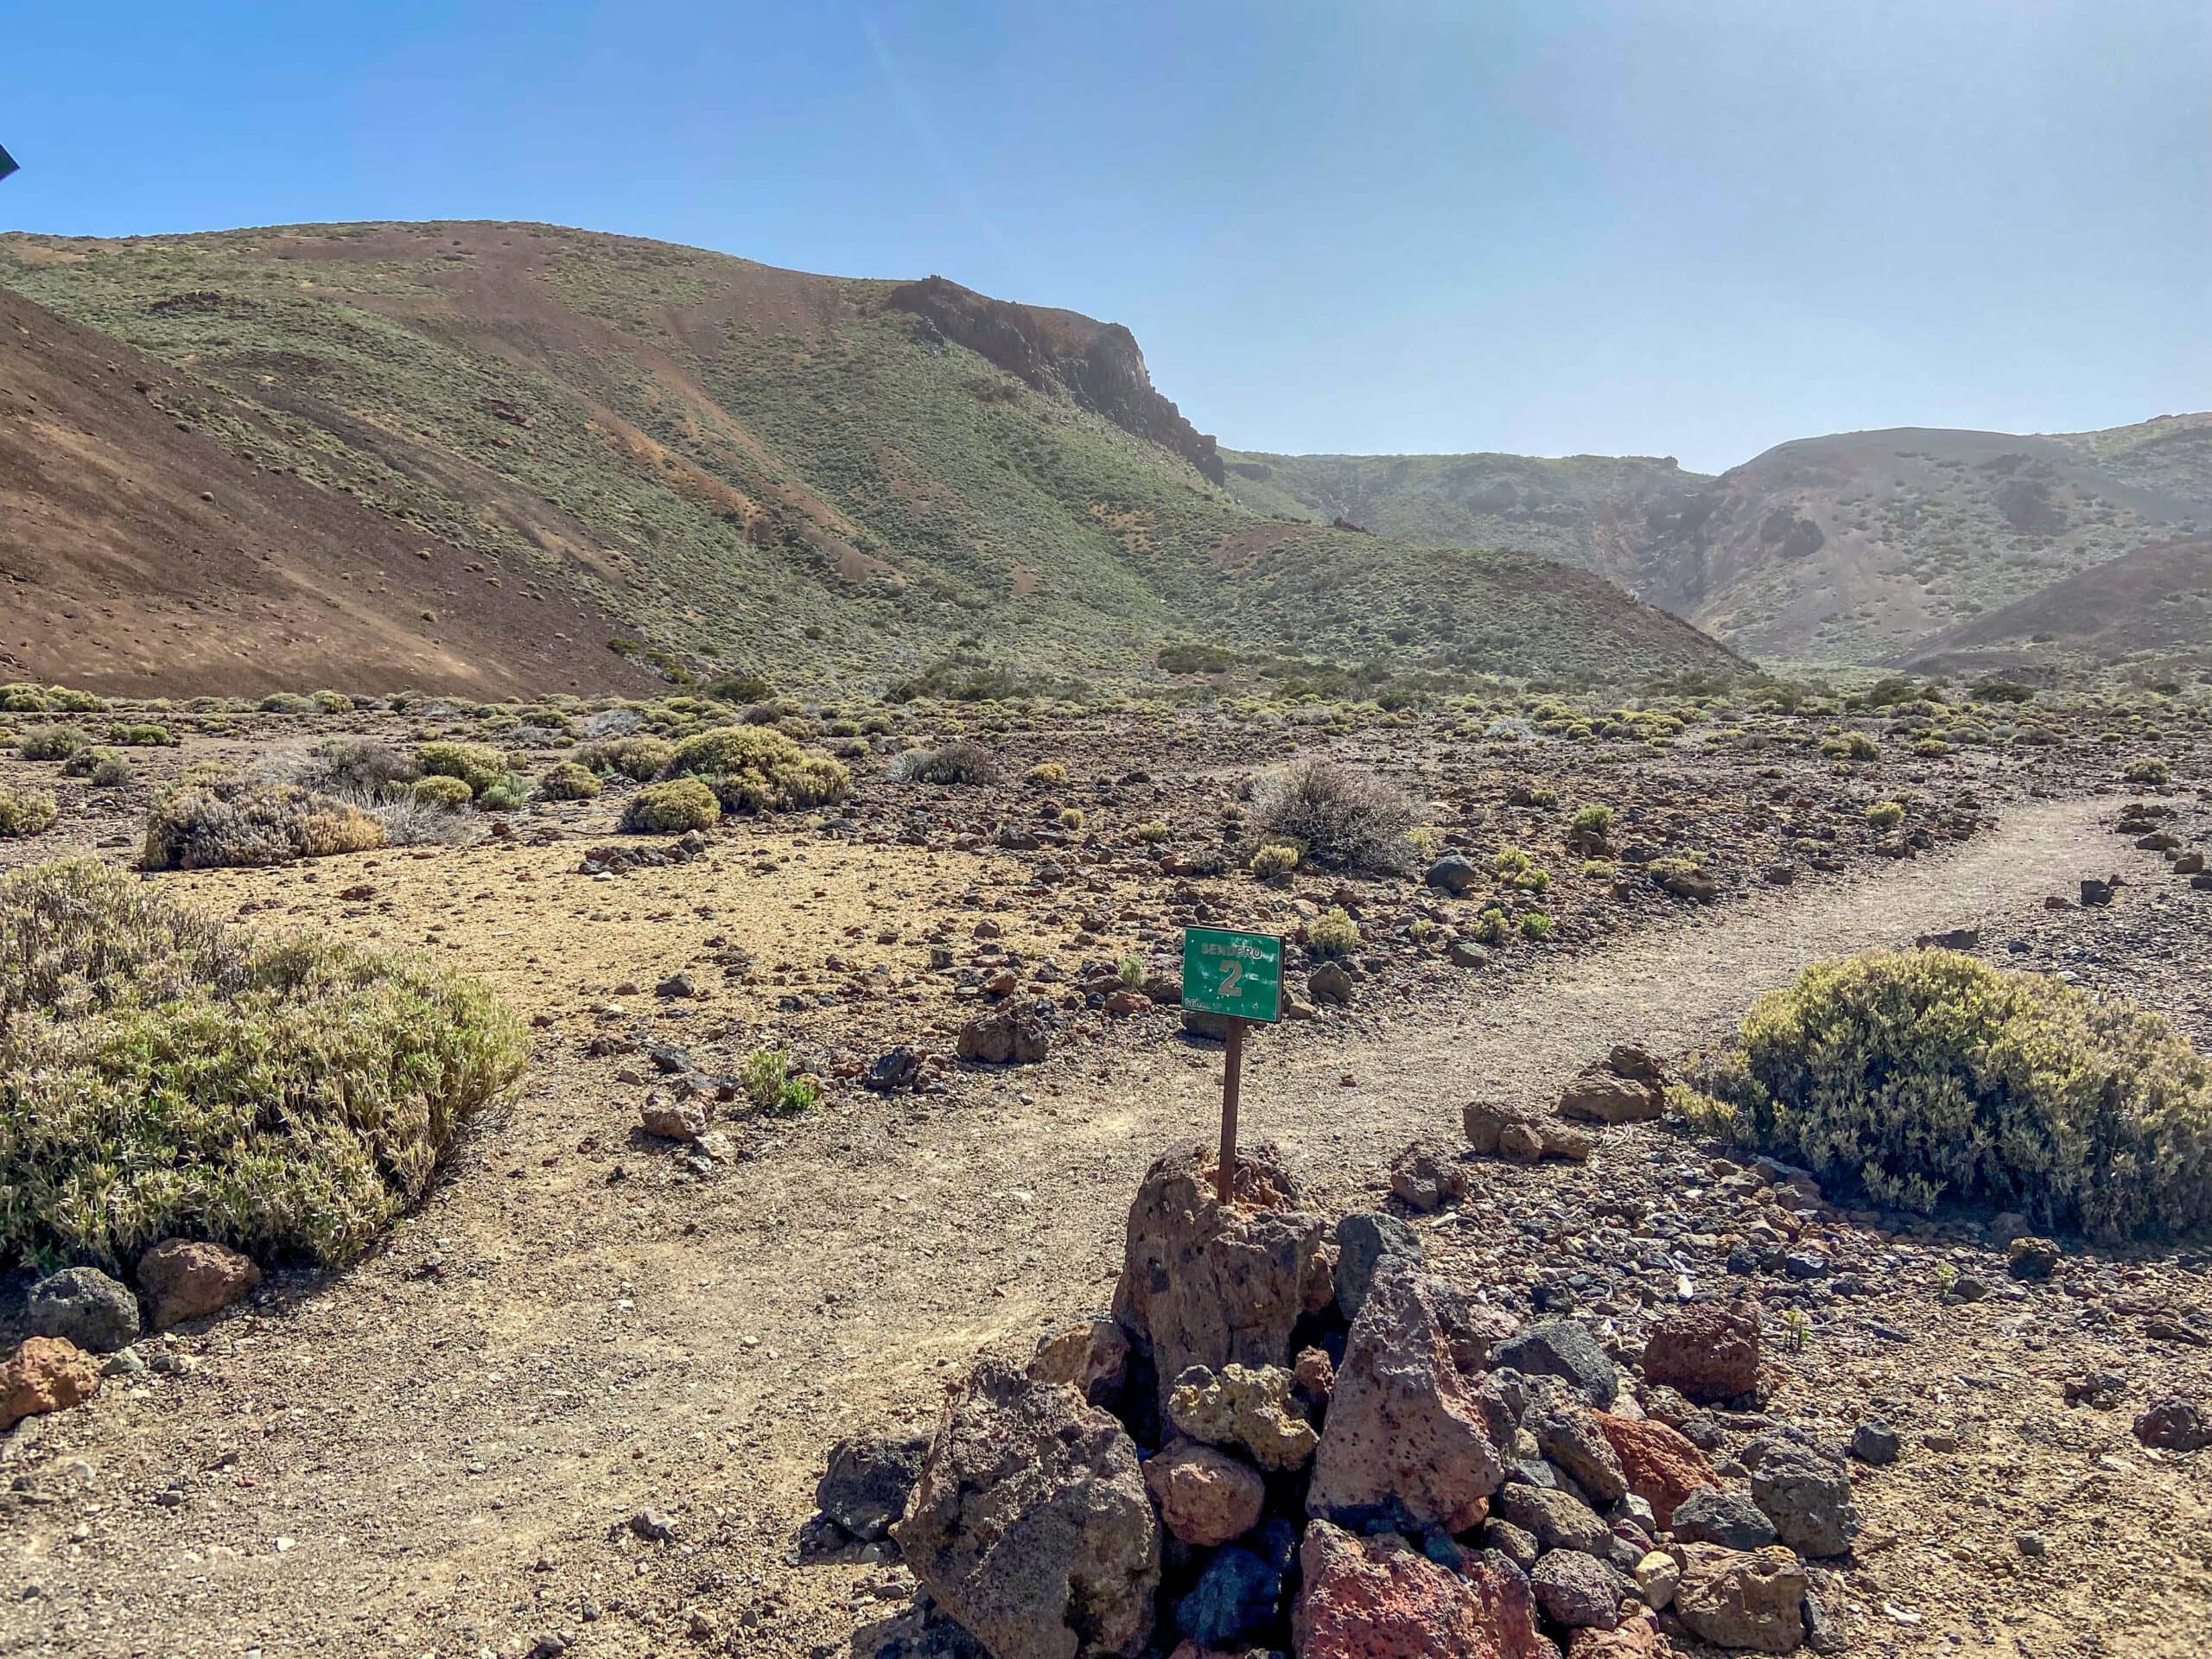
0,220,1735,695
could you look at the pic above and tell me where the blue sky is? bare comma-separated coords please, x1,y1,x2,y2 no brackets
5,0,2205,473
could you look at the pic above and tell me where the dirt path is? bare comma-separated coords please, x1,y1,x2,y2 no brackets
9,795,2121,1659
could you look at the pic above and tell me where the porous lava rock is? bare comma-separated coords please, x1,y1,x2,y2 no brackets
136,1238,260,1330
893,1360,1160,1659
1638,1301,1760,1403
1673,1544,1809,1655
0,1337,101,1431
1142,1440,1265,1547
1592,1413,1719,1529
1112,1142,1325,1414
1292,1520,1558,1659
1308,1257,1506,1533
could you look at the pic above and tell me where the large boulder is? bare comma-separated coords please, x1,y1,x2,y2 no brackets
817,1433,930,1542
1425,853,1483,895
1496,1483,1611,1554
26,1267,142,1354
1308,1257,1506,1533
893,1361,1160,1659
0,1337,101,1432
1526,1383,1627,1503
1638,1302,1760,1404
1673,1545,1809,1655
1293,1520,1558,1659
1592,1413,1719,1529
1176,1519,1295,1649
1028,1316,1130,1408
137,1238,260,1330
2135,1396,2212,1453
1529,1549,1631,1630
1112,1142,1325,1414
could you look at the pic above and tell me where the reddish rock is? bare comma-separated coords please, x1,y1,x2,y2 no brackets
1640,1301,1761,1403
1389,1137,1471,1212
1103,989,1150,1018
1294,1520,1558,1659
1112,1142,1325,1414
1308,1257,1505,1533
0,1337,101,1431
1556,1069,1662,1126
137,1238,261,1330
639,1092,708,1140
1593,1413,1721,1529
957,1001,1052,1065
1143,1440,1266,1547
1294,1344,1337,1407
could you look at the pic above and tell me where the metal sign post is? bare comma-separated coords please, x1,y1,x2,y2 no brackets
1181,927,1284,1205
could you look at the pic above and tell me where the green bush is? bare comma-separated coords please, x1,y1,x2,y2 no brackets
660,726,849,813
1493,845,1552,892
537,761,601,802
1678,950,2212,1240
741,1046,817,1116
411,775,475,810
17,724,89,762
1865,800,1906,829
143,781,386,870
1026,761,1070,787
105,723,175,747
1308,906,1360,957
416,741,511,798
2124,756,2171,786
1570,804,1614,833
0,861,528,1269
1249,842,1300,882
575,734,675,781
621,777,721,834
60,744,124,780
0,787,58,839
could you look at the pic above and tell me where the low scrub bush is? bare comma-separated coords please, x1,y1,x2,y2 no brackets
0,787,58,839
17,724,89,762
303,738,418,797
621,777,721,834
537,762,601,802
105,722,175,747
1025,761,1069,787
1249,842,1300,882
2124,756,2171,786
1308,906,1360,957
0,861,528,1268
143,780,385,870
661,727,849,813
412,775,474,810
416,741,512,799
1676,950,2212,1240
575,734,675,782
1865,800,1906,829
741,1046,817,1116
1247,757,1417,873
893,740,1001,786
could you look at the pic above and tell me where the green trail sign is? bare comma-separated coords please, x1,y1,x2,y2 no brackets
1181,927,1282,1205
1181,927,1283,1023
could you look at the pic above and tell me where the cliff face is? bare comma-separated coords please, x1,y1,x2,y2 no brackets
888,276,1224,485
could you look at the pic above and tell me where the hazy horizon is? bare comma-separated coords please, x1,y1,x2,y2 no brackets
7,0,2205,473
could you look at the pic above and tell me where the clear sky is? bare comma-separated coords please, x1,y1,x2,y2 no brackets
6,1,2205,473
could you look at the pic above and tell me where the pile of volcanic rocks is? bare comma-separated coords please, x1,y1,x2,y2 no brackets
810,1141,1867,1658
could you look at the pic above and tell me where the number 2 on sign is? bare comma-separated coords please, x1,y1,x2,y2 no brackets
1219,959,1243,998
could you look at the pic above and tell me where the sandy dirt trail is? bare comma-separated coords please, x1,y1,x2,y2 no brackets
12,795,2120,1659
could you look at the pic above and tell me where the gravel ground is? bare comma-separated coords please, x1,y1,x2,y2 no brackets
8,786,2207,1659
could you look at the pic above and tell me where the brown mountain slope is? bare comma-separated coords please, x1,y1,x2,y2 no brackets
0,283,658,697
0,222,1738,693
1904,536,2212,675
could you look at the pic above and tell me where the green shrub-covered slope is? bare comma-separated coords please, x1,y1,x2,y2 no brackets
0,222,1735,691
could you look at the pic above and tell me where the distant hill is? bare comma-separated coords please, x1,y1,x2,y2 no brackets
0,222,1735,694
1232,417,2212,669
1905,536,2212,677
0,282,654,697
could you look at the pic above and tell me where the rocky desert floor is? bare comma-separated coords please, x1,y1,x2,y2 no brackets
1,696,2208,1659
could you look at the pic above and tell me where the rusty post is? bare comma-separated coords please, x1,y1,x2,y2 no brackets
1217,1016,1245,1205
